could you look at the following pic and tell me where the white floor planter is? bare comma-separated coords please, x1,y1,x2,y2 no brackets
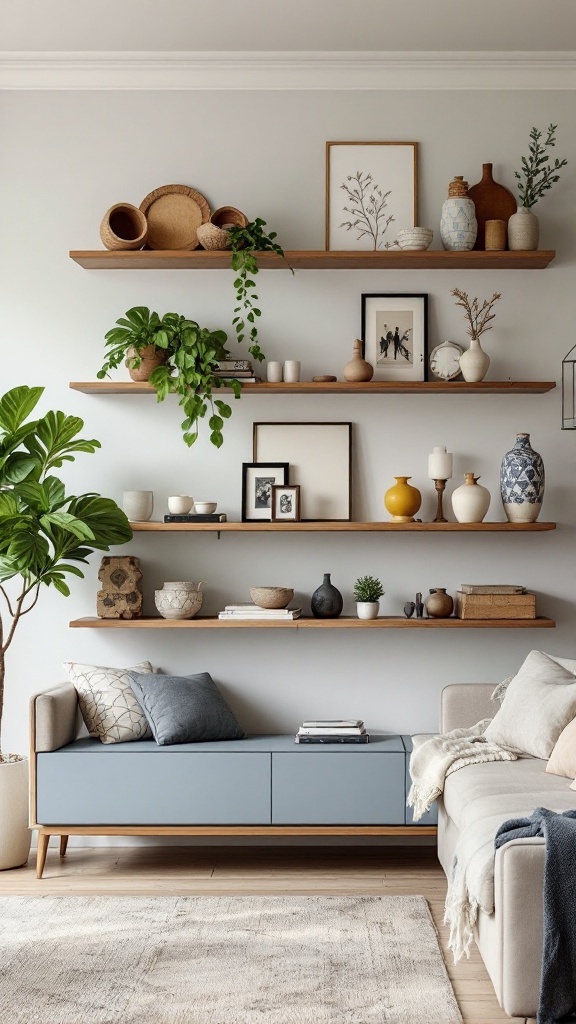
356,602,380,620
0,756,31,870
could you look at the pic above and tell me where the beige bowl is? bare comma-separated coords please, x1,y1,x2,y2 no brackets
194,501,217,514
250,586,294,609
396,227,433,251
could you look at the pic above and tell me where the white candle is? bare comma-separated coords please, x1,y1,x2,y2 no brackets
428,446,453,480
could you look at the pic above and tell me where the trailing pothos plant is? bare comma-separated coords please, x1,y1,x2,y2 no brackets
98,307,240,448
228,218,293,364
0,385,132,755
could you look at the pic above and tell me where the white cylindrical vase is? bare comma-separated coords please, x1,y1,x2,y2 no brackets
122,490,153,522
508,206,539,251
0,757,31,870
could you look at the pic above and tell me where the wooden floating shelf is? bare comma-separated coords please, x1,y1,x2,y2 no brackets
129,521,556,533
69,380,556,396
70,616,556,630
69,249,556,271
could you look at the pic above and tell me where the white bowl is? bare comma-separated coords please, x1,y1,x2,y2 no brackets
194,501,217,514
396,227,433,251
168,495,194,514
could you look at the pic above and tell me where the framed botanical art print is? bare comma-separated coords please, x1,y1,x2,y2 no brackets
253,422,352,521
326,141,418,251
361,293,428,382
271,484,301,522
241,463,289,522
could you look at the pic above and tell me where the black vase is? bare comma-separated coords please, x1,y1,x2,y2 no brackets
311,573,343,619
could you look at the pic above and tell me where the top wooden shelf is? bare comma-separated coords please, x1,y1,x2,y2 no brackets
69,250,556,271
70,380,556,396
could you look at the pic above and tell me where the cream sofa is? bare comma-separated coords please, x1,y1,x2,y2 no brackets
439,684,576,1019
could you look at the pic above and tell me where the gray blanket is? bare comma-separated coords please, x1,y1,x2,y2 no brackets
495,807,576,1024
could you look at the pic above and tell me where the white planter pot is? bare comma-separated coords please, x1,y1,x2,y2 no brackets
356,602,380,620
0,756,31,870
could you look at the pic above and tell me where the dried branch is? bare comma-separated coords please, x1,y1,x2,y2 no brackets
451,288,502,340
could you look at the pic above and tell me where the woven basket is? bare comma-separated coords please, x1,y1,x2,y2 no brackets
125,345,166,382
211,206,249,229
100,203,148,251
196,223,232,250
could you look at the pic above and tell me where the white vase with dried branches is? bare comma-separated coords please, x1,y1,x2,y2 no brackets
451,288,501,383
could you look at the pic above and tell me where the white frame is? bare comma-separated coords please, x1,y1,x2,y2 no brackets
361,293,428,383
253,422,352,522
326,141,418,251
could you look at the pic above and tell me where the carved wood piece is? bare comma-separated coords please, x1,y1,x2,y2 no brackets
97,556,143,619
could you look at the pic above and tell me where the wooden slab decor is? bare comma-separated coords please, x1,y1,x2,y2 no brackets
139,184,210,250
467,163,517,250
97,556,143,619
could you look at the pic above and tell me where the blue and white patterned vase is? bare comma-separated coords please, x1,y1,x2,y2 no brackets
440,176,477,251
500,433,545,523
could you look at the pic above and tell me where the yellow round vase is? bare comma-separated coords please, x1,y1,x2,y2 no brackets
384,476,422,523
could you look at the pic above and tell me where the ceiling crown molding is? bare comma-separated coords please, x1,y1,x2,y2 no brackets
0,50,575,90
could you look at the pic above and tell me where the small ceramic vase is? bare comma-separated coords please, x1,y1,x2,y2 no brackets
384,477,422,523
122,490,153,522
500,432,544,523
459,336,490,383
440,176,477,251
451,474,491,523
425,588,454,618
356,601,380,620
311,573,343,618
343,339,374,382
508,206,539,251
283,361,301,383
126,345,166,382
467,163,516,250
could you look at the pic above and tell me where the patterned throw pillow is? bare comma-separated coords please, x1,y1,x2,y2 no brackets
65,661,153,744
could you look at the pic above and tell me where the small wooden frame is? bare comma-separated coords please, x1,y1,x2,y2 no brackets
241,463,289,522
271,484,301,522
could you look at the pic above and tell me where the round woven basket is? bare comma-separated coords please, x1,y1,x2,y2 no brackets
211,206,249,229
100,203,148,251
196,223,232,251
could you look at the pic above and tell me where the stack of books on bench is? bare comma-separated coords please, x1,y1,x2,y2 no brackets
454,584,536,620
295,720,369,744
218,604,302,620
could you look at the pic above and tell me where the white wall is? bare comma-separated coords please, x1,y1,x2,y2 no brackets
1,87,575,765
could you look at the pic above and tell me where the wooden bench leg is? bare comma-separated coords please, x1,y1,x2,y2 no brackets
36,833,50,879
59,835,69,858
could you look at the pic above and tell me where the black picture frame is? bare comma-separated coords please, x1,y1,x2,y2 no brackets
361,293,429,382
241,463,289,522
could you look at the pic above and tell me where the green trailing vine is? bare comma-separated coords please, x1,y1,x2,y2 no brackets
228,218,293,364
515,124,567,209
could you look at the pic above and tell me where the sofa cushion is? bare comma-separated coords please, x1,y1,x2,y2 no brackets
65,661,153,744
443,757,576,832
129,671,246,745
547,717,576,780
484,650,576,758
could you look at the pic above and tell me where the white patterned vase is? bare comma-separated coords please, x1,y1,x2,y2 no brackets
507,206,539,251
500,433,544,523
440,197,477,251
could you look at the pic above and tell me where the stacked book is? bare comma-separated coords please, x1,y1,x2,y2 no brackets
295,720,369,744
455,584,536,620
218,603,301,621
213,360,260,383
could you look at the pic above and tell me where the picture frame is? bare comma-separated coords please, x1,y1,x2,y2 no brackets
271,484,301,522
253,422,352,521
241,463,289,522
361,293,428,383
326,141,418,251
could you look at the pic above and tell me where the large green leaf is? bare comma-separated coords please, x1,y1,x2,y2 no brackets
0,386,43,434
66,495,133,548
40,512,96,542
25,411,101,473
0,452,39,484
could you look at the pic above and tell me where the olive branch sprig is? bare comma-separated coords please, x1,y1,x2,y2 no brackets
451,289,501,341
515,124,567,209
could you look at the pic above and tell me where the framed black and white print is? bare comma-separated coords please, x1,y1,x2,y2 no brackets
361,293,428,382
271,484,301,522
241,463,289,522
326,142,418,251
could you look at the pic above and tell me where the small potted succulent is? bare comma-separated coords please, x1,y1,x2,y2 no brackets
509,123,567,251
353,575,385,620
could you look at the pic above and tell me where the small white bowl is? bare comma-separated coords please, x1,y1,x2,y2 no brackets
396,227,433,252
194,501,217,514
168,495,194,514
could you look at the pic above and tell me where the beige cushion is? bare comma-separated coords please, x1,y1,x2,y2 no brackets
484,650,576,758
547,717,576,779
65,661,153,744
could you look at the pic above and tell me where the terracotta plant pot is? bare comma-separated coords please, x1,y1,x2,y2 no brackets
0,756,31,870
100,203,148,251
125,345,167,382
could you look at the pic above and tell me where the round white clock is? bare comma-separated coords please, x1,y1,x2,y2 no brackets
429,340,463,381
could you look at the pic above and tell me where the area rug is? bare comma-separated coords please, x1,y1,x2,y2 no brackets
0,895,462,1023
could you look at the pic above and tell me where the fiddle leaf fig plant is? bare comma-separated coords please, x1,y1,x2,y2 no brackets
228,218,293,364
98,307,241,448
0,385,132,755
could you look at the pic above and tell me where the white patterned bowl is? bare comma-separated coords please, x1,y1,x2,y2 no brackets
155,589,203,620
397,228,433,251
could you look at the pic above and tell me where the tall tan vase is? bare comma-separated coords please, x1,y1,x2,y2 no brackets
0,756,31,870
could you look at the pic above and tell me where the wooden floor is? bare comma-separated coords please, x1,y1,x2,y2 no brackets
0,844,530,1023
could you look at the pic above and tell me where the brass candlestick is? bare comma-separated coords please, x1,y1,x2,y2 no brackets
433,479,448,523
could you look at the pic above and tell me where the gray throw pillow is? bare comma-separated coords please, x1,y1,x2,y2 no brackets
128,671,246,745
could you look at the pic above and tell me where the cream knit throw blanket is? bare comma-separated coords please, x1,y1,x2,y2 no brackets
408,722,518,961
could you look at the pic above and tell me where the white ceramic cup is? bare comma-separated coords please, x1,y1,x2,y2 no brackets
267,361,283,383
123,490,153,522
168,495,194,515
283,360,301,383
